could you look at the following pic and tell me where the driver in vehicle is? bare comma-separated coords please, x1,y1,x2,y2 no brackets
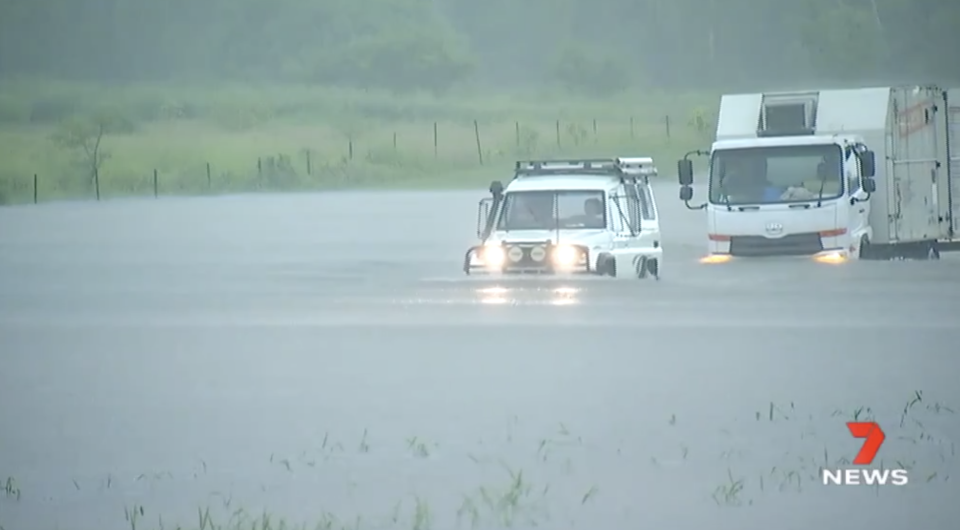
582,197,605,227
560,197,605,227
724,162,778,202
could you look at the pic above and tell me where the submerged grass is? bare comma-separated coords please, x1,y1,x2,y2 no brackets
0,392,954,529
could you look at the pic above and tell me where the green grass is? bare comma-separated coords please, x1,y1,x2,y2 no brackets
0,82,718,204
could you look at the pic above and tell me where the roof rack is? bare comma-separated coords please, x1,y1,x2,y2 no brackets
514,159,618,176
513,157,657,181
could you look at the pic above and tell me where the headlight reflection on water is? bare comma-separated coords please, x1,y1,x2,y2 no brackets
475,285,580,305
477,286,509,304
550,286,578,305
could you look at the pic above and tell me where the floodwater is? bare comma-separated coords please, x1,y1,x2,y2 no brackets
1,181,958,530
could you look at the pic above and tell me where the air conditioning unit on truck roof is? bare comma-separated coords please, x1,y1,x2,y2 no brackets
676,85,960,261
757,92,819,136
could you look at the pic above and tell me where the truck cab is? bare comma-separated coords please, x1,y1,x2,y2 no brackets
689,133,876,260
678,87,960,261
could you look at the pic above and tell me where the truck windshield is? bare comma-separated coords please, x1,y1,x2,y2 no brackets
496,190,606,230
708,144,843,205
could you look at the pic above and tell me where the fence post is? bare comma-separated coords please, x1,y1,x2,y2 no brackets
33,174,38,204
473,119,483,165
555,119,561,149
592,118,597,141
206,162,211,189
433,122,438,158
94,167,100,201
348,139,353,160
306,151,311,175
257,157,262,176
153,169,158,198
665,115,671,138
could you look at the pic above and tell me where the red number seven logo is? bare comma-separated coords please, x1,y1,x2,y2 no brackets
847,421,886,465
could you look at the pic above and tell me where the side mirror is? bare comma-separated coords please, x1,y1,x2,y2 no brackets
489,180,504,196
678,159,694,186
679,185,693,201
862,178,876,193
476,198,492,238
859,151,876,178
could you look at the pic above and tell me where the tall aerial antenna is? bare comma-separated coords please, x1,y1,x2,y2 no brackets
553,192,561,246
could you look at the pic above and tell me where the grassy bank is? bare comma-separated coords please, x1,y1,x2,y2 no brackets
0,82,718,204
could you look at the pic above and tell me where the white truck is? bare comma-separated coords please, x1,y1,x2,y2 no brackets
464,157,663,278
676,85,960,261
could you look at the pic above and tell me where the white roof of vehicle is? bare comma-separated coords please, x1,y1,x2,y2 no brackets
713,134,860,150
505,175,621,192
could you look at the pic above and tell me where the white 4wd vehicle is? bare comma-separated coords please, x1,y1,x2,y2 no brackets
463,157,663,279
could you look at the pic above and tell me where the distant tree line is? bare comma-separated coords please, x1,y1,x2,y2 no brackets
0,0,956,94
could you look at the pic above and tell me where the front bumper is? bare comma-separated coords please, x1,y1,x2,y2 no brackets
709,232,851,259
464,242,591,275
700,249,849,264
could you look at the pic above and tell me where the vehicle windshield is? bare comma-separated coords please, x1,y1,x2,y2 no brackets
496,190,606,231
708,144,843,205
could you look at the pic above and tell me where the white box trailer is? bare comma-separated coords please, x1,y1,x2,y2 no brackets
677,85,960,260
948,91,960,239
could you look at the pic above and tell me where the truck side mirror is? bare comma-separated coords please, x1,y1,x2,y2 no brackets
859,151,876,178
476,198,492,238
678,159,694,186
679,186,693,201
489,180,504,196
862,178,876,193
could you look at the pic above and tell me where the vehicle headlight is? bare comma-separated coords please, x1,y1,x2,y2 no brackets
529,245,547,262
699,254,731,264
552,245,579,267
482,245,506,267
813,250,846,264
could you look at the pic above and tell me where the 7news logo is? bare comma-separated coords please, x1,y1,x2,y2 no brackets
822,421,908,486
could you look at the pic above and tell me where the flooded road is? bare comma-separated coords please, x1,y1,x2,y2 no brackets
1,183,958,530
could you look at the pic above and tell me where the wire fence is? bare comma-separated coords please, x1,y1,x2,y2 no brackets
1,113,712,204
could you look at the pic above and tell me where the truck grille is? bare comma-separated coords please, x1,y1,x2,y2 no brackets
729,233,823,256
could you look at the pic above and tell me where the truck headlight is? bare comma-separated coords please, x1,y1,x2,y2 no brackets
552,245,578,267
482,245,505,267
813,250,846,264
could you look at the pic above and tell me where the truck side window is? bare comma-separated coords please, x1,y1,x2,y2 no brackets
624,184,642,232
846,151,860,194
637,184,655,219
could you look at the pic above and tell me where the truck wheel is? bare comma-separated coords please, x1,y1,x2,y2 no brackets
646,258,660,280
596,254,616,277
858,236,871,259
